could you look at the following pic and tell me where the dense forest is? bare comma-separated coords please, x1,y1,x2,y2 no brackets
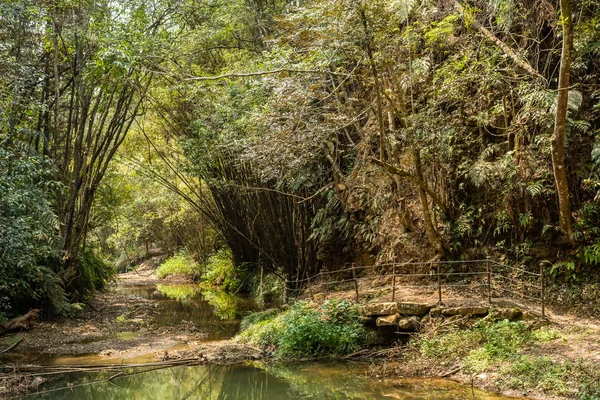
2,0,600,318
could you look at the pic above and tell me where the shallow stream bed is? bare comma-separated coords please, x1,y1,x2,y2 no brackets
5,281,524,399
24,362,522,399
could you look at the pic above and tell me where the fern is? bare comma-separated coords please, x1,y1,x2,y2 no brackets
388,0,418,22
526,182,544,197
570,119,591,133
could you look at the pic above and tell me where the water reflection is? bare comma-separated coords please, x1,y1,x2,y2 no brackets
120,284,255,340
25,362,521,400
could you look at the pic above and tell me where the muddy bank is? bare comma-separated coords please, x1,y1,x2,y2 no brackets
0,266,257,366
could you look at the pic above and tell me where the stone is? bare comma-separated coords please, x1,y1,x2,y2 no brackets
430,307,442,317
397,302,433,316
397,316,421,331
360,302,399,316
361,302,433,317
376,314,400,326
492,308,523,321
441,307,489,316
29,377,46,389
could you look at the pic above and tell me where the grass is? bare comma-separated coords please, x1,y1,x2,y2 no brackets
236,300,366,358
411,320,600,399
155,253,200,279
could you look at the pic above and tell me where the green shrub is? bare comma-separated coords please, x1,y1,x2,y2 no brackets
236,300,366,358
156,252,200,279
506,356,572,396
239,308,281,332
202,249,242,291
76,248,116,297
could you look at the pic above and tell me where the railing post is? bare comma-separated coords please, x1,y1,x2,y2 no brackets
540,262,545,319
352,265,359,303
392,264,396,302
308,275,315,301
283,280,288,304
486,258,492,305
437,262,442,306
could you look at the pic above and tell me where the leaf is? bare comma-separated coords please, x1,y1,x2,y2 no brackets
567,90,583,113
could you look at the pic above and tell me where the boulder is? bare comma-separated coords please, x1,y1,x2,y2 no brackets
397,302,433,316
376,314,400,327
360,302,399,316
361,302,433,317
491,308,523,321
397,316,421,331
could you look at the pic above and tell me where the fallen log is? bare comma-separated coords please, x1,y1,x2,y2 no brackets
0,309,40,336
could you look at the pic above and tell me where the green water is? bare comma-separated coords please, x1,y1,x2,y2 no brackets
116,283,256,340
25,362,521,399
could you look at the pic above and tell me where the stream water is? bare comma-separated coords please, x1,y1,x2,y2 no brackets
18,283,522,399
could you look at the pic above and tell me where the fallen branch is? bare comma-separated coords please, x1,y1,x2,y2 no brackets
453,1,544,81
370,157,449,216
182,68,348,81
439,365,462,378
0,337,23,354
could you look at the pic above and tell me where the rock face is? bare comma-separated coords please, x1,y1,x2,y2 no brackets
362,302,526,334
361,302,399,316
489,308,523,321
375,314,422,331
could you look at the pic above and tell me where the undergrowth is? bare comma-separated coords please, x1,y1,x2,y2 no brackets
236,300,366,358
202,249,242,291
156,252,200,279
412,320,600,399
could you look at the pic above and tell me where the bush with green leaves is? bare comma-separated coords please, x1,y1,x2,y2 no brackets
0,146,66,316
202,249,244,291
236,300,366,358
156,252,201,279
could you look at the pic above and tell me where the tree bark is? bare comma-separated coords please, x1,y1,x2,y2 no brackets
414,149,446,257
551,0,574,244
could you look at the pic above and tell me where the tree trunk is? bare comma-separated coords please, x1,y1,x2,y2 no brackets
414,149,445,257
551,0,574,244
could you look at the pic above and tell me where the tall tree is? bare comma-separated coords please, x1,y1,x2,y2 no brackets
551,0,574,243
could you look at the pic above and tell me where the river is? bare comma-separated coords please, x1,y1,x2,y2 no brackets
18,282,522,399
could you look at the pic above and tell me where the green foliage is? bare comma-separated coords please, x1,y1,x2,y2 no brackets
156,252,201,280
0,146,65,316
76,249,116,298
239,308,281,332
236,300,366,358
202,249,242,291
424,14,459,48
413,321,600,398
416,320,531,363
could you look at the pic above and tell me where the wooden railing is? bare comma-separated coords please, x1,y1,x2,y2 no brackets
283,259,546,317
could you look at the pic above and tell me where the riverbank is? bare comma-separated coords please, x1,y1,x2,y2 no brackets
2,263,600,399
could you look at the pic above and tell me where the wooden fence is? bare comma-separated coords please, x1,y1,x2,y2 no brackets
283,259,546,317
